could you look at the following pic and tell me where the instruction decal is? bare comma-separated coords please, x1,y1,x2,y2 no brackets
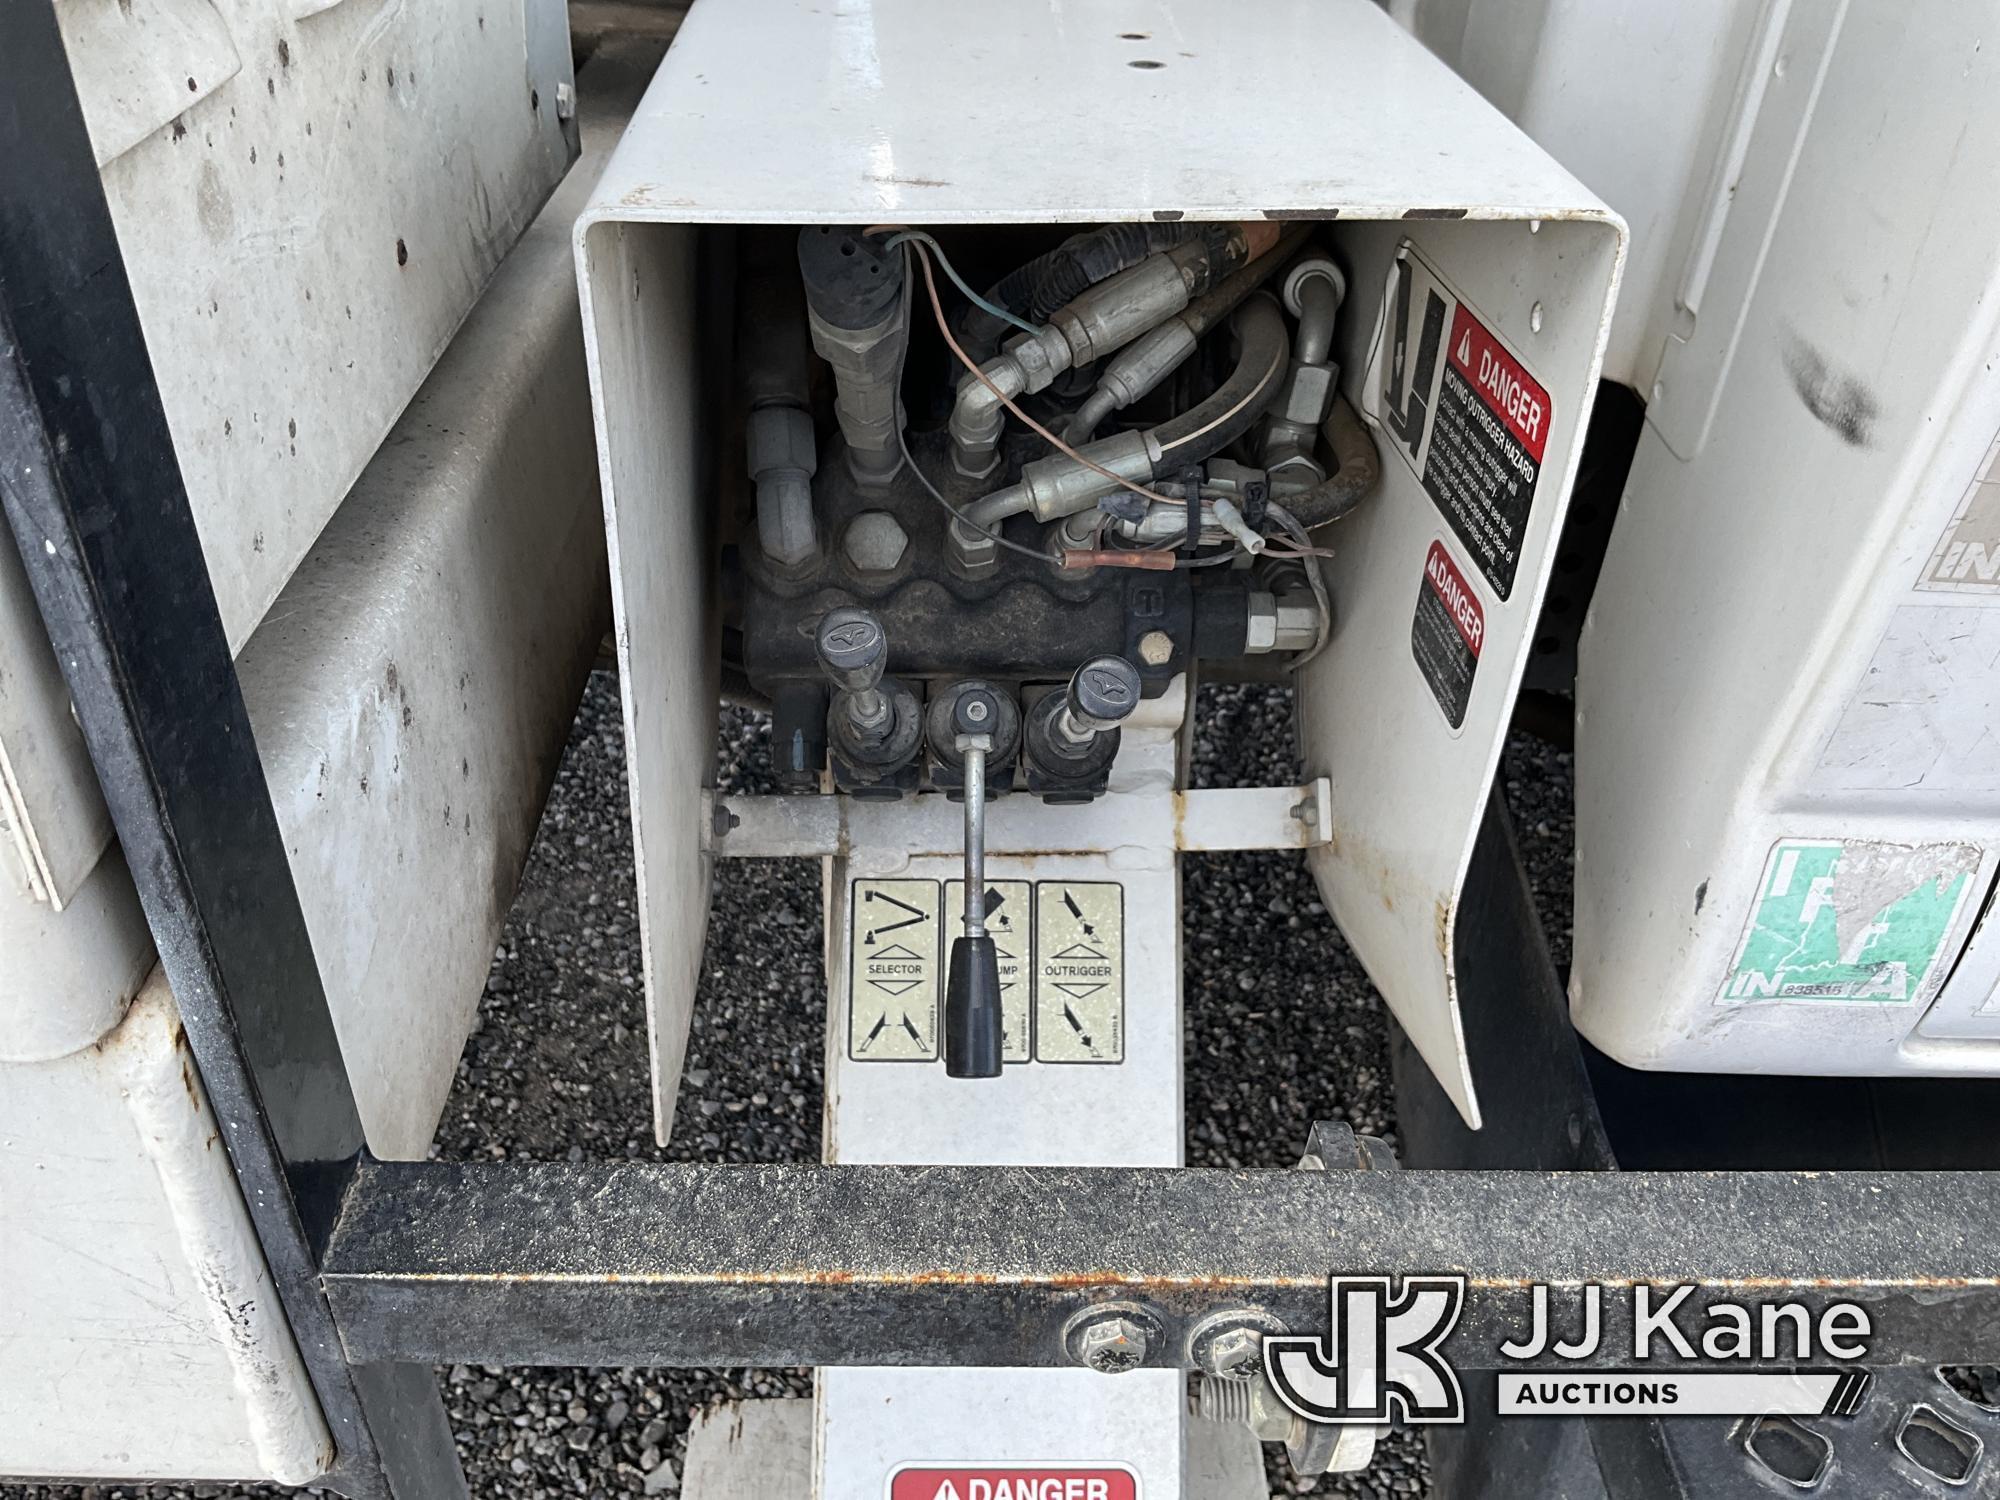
888,1465,1138,1500
1033,882,1124,1063
1377,244,1551,599
1411,539,1485,729
946,878,1032,1062
1916,429,2000,591
848,879,942,1060
1719,839,1981,1005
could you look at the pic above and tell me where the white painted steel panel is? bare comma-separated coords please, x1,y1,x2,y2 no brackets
589,0,1615,225
825,853,1183,1168
0,532,112,908
816,1370,1190,1500
0,839,152,1063
233,41,659,1159
1573,4,2000,1076
2,0,576,917
681,1398,1267,1500
814,725,1196,1489
75,0,577,654
578,0,1622,1132
0,971,328,1484
1405,0,1756,393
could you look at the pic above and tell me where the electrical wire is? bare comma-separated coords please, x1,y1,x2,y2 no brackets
1265,501,1334,665
883,230,1271,574
1154,340,1288,457
869,228,1043,339
892,235,1190,510
895,424,1053,562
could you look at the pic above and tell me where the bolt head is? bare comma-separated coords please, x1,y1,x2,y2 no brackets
1077,1316,1148,1374
843,510,910,573
1207,1326,1264,1379
1137,630,1174,668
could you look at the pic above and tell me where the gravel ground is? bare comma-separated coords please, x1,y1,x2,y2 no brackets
5,673,1576,1500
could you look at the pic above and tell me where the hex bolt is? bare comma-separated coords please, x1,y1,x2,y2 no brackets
1195,1373,1296,1442
1137,630,1174,667
1076,1316,1149,1374
1205,1325,1264,1380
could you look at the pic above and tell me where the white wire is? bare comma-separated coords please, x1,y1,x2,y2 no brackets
1264,502,1333,667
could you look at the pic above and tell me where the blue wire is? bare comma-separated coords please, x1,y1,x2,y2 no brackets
879,230,1043,339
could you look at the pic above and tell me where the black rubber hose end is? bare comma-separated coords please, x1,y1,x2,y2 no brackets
944,934,1004,1079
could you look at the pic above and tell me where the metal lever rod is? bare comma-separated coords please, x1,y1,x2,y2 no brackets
945,688,1004,1078
962,732,989,940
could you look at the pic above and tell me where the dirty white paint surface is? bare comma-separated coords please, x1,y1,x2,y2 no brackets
1573,3,2000,1076
231,42,651,1159
0,970,328,1483
0,0,576,921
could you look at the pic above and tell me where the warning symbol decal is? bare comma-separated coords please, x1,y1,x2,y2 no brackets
1376,243,1552,600
848,880,942,1061
947,878,1032,1062
1034,882,1124,1063
1411,539,1485,730
888,1467,1139,1500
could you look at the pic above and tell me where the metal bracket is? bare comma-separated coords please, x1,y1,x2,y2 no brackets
702,779,1335,858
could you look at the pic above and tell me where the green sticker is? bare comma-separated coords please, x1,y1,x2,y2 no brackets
1721,839,1981,1004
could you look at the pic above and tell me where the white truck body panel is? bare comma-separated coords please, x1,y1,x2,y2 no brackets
1573,3,2000,1075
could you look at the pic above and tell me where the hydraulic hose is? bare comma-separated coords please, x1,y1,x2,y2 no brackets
1277,395,1382,528
1019,222,1230,323
1067,225,1309,443
956,297,1292,530
962,223,1202,359
1149,294,1290,473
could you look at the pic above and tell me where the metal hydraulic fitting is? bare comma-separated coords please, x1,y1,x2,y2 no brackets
1264,254,1348,482
1025,655,1141,803
950,242,1215,476
799,227,909,488
815,606,921,794
747,403,820,569
1245,590,1320,653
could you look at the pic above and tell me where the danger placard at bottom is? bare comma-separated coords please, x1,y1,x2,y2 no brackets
888,1468,1138,1500
1411,539,1485,729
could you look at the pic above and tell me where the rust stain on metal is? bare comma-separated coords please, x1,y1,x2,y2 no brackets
1434,896,1452,960
344,1268,2000,1295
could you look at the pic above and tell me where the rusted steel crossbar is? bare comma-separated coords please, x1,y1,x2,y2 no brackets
321,1160,2000,1371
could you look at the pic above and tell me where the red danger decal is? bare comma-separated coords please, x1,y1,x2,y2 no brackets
1448,305,1549,464
1424,541,1484,657
889,1470,1137,1500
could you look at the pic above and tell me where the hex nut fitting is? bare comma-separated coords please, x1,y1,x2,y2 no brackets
1206,1325,1264,1379
1076,1316,1148,1374
843,510,910,573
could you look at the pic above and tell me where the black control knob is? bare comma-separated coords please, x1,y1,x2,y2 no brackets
816,607,920,785
1066,655,1141,736
945,934,1003,1079
1024,655,1141,804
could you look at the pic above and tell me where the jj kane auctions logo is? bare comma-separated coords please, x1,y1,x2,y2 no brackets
1264,1277,1876,1422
